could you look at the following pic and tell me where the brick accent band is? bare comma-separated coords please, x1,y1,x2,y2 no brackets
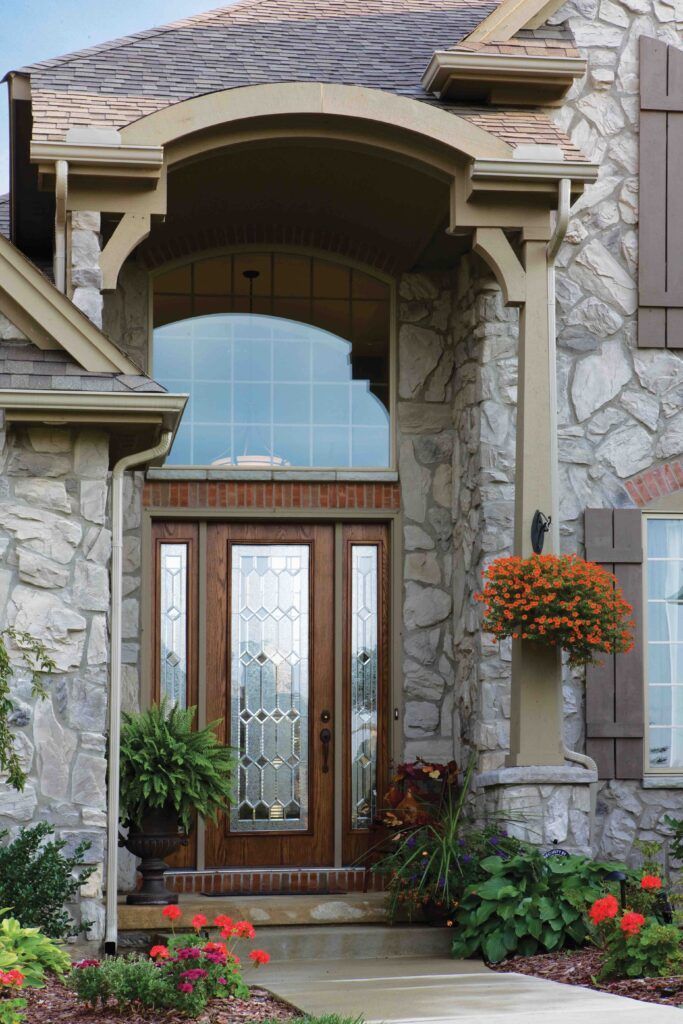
166,866,384,895
625,461,683,507
143,480,401,511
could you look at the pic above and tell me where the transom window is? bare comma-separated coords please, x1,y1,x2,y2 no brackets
645,515,683,770
153,253,391,468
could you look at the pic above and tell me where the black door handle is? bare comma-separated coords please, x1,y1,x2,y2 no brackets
320,727,332,773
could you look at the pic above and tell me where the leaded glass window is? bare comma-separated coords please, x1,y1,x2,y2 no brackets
350,545,378,829
646,517,683,769
159,543,188,709
230,545,310,831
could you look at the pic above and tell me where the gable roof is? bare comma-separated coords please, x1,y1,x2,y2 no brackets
20,0,504,141
0,231,145,376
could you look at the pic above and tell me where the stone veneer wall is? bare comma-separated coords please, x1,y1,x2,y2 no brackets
548,0,683,861
0,321,110,938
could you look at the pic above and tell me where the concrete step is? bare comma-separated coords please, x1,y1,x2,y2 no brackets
243,924,454,962
119,923,453,960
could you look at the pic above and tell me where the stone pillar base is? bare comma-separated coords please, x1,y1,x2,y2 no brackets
475,766,597,856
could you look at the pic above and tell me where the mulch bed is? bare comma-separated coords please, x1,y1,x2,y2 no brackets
25,978,299,1023
491,947,683,1007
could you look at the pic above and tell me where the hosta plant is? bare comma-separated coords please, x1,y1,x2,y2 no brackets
476,554,634,666
451,847,626,963
0,916,70,988
120,700,236,833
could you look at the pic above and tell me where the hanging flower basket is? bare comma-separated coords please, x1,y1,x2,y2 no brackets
475,554,635,667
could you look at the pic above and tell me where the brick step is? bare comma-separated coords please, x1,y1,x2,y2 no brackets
166,866,384,896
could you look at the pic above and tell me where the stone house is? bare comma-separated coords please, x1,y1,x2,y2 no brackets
0,0,681,948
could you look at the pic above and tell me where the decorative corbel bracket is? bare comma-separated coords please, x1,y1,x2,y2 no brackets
472,227,526,306
100,212,152,292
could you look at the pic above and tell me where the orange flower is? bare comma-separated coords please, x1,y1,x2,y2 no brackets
192,913,208,932
162,904,182,922
589,895,619,925
149,944,170,960
620,912,646,936
641,875,663,892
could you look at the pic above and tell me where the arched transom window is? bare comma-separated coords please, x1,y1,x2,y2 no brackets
153,253,391,468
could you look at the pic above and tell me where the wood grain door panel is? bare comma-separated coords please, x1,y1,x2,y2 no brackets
205,522,335,868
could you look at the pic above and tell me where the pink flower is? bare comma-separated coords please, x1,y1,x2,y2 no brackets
177,982,194,994
180,968,208,981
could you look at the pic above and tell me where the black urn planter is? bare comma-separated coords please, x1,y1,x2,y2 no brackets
121,805,188,905
421,898,452,927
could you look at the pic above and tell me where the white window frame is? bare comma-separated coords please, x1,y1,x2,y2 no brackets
643,510,683,778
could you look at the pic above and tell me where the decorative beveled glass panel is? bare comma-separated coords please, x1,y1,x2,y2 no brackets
231,545,310,831
160,543,188,708
351,545,378,829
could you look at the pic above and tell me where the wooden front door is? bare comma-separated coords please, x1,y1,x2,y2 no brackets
152,519,390,870
206,523,335,867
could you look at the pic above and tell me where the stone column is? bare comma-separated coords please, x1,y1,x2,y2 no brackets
507,239,565,768
70,211,104,329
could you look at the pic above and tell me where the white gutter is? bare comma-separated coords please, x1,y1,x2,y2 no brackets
105,429,174,954
53,160,68,293
546,177,600,780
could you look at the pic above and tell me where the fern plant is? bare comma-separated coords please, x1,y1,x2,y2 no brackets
0,629,55,791
120,701,236,833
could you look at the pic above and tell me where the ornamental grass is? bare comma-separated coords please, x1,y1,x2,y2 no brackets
476,554,634,666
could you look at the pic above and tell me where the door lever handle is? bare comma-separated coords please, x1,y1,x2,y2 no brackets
320,727,332,773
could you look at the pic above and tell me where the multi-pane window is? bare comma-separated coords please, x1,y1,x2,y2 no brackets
152,253,391,469
646,516,683,770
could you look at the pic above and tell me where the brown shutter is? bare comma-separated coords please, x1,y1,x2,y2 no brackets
639,37,683,348
584,509,644,779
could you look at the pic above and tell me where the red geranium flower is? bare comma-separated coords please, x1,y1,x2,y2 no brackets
192,913,208,932
589,894,619,925
162,905,182,922
249,949,270,965
0,970,25,989
214,913,233,930
620,912,646,936
641,875,663,892
233,920,256,939
149,945,170,960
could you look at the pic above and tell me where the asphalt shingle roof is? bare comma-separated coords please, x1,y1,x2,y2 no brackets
0,337,167,393
21,0,502,140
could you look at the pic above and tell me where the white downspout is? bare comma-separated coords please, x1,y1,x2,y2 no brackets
105,430,173,954
546,177,599,783
54,160,68,293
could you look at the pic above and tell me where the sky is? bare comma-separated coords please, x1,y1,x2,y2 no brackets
0,0,222,194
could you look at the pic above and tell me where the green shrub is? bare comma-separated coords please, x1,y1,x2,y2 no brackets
451,848,625,963
0,916,70,987
0,997,27,1024
120,700,237,833
0,823,94,939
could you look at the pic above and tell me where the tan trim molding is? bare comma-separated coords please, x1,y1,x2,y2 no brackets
31,140,164,185
470,157,599,192
422,51,586,106
120,82,512,161
463,0,568,43
0,233,141,374
0,388,187,464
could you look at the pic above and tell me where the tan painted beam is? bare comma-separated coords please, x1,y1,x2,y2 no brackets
464,0,568,43
0,233,140,374
473,228,526,305
100,212,152,291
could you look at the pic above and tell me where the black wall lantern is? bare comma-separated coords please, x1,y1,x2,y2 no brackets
531,510,552,554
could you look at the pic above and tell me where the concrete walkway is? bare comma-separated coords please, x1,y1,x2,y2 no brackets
258,955,683,1023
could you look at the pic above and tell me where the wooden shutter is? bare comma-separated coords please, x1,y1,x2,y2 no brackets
584,509,644,779
639,37,683,348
